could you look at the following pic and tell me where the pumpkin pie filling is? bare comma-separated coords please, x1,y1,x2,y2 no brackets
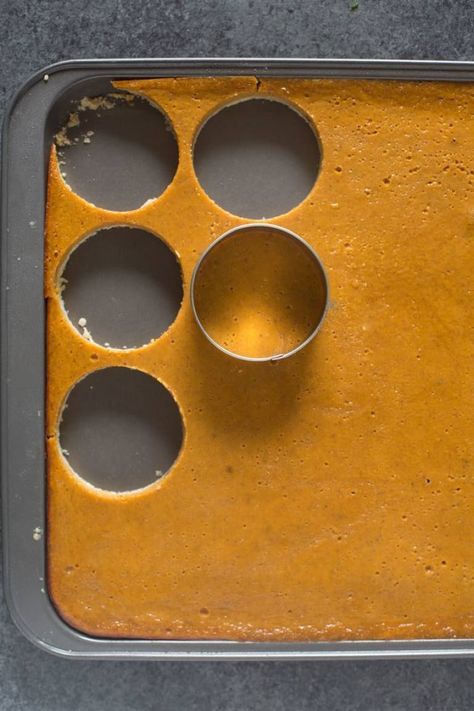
45,77,474,640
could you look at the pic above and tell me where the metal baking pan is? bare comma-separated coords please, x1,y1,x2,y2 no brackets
2,58,474,659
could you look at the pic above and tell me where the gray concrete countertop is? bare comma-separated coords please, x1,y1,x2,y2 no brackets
1,1,473,709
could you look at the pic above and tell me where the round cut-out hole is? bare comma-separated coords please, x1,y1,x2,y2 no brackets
55,93,178,211
192,224,328,361
61,226,183,348
59,367,184,492
193,98,321,219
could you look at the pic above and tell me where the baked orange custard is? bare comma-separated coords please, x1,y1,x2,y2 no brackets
45,77,474,640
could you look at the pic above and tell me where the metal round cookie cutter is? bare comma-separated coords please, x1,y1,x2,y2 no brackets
191,223,329,362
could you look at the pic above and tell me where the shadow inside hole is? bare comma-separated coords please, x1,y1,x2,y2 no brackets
57,94,178,211
189,326,315,438
61,226,183,348
193,98,321,219
60,368,184,492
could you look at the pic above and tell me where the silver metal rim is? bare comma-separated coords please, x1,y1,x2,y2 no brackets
190,223,329,362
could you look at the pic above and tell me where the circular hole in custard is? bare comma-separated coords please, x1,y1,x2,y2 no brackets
59,367,184,492
55,93,178,211
191,224,328,361
193,98,321,219
60,226,183,349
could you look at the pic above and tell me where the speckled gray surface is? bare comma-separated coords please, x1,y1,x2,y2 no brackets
1,1,474,709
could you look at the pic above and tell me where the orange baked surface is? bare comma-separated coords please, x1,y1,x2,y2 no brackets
46,77,474,640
